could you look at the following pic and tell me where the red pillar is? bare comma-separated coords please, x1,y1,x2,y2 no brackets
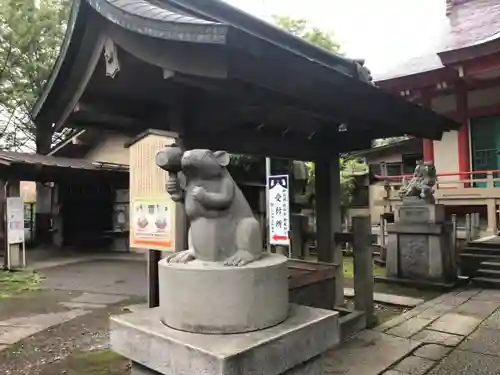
422,139,434,162
420,92,434,163
457,82,470,180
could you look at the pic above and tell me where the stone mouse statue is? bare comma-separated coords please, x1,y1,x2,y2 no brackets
156,147,263,267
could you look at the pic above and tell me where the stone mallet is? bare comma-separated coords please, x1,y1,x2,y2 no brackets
156,143,183,201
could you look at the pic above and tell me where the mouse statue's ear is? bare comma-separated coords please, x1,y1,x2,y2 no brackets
213,151,230,167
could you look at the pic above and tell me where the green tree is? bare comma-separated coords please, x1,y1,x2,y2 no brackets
0,0,70,151
273,15,340,53
274,16,366,207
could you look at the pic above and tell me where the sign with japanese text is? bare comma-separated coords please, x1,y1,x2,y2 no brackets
130,197,174,251
6,197,25,245
268,175,290,246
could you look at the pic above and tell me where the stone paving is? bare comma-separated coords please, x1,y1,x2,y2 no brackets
324,288,500,375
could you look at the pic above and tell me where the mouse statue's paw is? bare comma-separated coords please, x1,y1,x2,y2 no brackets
166,249,195,264
223,250,261,267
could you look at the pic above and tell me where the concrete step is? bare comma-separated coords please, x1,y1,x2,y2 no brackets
467,241,500,249
462,246,500,255
476,268,500,278
480,261,500,270
471,276,500,289
460,253,500,261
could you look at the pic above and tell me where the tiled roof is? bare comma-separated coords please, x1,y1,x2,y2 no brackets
377,0,500,82
444,0,500,51
374,54,445,82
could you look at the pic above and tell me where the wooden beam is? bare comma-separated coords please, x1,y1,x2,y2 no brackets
184,128,375,160
230,53,451,139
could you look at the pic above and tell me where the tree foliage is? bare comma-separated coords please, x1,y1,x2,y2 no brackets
0,0,70,151
274,16,368,206
272,16,341,53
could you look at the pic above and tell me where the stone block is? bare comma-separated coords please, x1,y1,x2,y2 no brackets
459,328,500,357
427,349,500,375
319,330,420,375
398,204,444,224
393,355,435,375
374,310,421,332
454,300,500,319
412,330,464,347
386,317,432,338
386,219,455,283
429,313,481,336
453,289,481,299
481,310,500,330
70,293,128,305
132,356,326,375
111,304,339,375
413,344,451,361
471,290,500,301
399,235,430,279
158,254,289,334
416,304,454,320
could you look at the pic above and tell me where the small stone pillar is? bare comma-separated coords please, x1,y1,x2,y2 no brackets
386,200,456,285
352,216,375,327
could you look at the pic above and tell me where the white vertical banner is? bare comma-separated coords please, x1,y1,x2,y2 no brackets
267,175,290,246
6,197,25,245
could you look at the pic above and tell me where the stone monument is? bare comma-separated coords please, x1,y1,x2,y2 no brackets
386,161,457,285
110,145,340,375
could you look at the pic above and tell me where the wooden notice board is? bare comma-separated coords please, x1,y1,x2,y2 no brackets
128,131,182,252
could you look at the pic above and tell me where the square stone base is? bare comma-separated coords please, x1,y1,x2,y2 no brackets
110,304,339,375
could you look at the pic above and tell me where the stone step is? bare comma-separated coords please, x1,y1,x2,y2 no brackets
471,276,500,289
480,261,500,270
467,241,500,249
476,268,500,278
460,253,500,261
462,246,500,255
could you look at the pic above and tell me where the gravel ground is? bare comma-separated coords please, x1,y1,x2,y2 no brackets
0,289,142,375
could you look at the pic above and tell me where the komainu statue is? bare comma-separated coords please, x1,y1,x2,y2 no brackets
399,160,437,204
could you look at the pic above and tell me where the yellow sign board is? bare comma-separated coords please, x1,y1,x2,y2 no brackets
130,197,175,251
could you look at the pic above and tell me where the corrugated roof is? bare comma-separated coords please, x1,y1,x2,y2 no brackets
0,151,128,172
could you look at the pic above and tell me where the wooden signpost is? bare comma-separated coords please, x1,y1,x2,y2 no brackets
128,130,186,308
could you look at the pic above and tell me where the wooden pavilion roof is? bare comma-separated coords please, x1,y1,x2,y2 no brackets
32,0,459,161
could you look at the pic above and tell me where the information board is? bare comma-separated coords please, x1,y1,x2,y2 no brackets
267,175,290,246
6,197,25,245
130,197,174,251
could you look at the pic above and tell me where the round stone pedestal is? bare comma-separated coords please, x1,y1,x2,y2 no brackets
158,253,289,334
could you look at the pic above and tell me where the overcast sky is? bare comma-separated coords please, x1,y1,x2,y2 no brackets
225,0,449,75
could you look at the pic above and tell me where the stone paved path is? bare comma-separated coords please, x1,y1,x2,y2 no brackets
323,288,500,375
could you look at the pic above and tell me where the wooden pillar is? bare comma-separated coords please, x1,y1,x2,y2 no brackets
422,139,434,163
146,102,189,308
421,93,435,164
35,120,53,245
315,156,343,306
52,184,63,247
457,81,470,180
